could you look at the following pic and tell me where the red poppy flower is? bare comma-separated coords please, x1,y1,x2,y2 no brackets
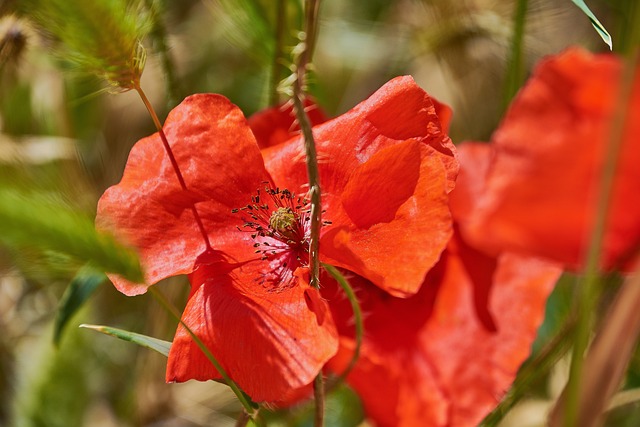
454,48,640,270
96,76,457,402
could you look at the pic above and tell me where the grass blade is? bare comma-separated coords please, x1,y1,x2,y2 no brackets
80,324,171,357
571,0,612,50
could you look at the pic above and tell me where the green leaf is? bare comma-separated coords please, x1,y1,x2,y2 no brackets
80,324,171,357
0,188,144,282
571,0,612,50
53,266,106,346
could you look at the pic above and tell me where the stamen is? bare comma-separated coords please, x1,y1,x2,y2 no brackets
230,183,332,291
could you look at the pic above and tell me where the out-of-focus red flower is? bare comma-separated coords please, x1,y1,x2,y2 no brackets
96,76,457,402
454,48,640,270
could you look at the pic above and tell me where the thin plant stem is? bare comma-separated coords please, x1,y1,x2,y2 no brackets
292,89,321,288
323,264,363,389
292,1,324,425
148,287,260,422
502,0,528,110
134,83,212,251
314,372,325,427
291,0,321,289
270,0,286,106
559,38,639,427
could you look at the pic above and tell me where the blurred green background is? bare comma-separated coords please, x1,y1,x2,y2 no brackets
0,0,634,425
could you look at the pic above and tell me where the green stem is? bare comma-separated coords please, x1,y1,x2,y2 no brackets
561,39,639,427
270,0,286,106
292,0,321,289
502,0,528,110
292,2,324,424
314,372,325,427
148,287,259,421
323,264,363,388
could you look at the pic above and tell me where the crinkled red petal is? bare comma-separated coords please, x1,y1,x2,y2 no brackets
456,48,640,269
166,264,338,402
96,94,270,295
263,76,458,296
321,139,453,296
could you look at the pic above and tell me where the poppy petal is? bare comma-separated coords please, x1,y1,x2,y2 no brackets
321,139,453,296
327,236,561,427
263,76,457,296
96,94,270,295
166,265,339,402
457,48,640,269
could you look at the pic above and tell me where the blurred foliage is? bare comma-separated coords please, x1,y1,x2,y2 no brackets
0,188,143,283
0,0,634,426
18,0,151,91
53,266,106,345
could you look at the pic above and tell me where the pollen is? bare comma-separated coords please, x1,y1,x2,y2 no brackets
269,207,297,234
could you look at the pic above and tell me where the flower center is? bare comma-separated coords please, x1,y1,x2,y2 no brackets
232,184,310,262
269,207,299,241
232,184,333,291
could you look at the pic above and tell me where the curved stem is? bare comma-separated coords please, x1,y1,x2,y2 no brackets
322,264,363,389
134,84,212,251
148,287,259,421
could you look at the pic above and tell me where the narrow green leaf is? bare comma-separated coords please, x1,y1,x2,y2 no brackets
53,266,106,346
0,188,144,282
571,0,613,50
80,324,171,357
